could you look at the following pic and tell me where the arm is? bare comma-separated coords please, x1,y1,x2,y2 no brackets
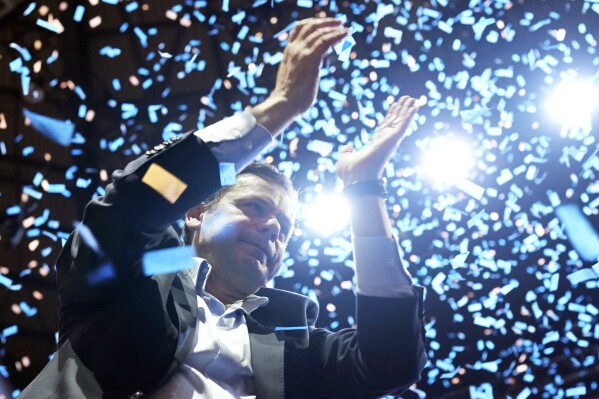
306,98,427,397
57,18,348,301
251,18,348,136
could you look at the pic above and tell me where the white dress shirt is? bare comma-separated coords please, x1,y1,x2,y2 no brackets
150,260,267,398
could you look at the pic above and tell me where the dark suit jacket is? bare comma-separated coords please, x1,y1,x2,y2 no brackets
20,129,426,399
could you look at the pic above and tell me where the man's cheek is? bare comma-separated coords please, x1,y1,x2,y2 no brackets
203,214,236,241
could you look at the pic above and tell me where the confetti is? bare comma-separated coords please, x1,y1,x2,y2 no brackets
23,108,75,146
142,245,196,276
555,204,599,261
4,2,599,397
274,326,309,331
141,163,188,204
450,252,469,269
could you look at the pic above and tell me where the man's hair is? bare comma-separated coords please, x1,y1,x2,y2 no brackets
182,161,296,245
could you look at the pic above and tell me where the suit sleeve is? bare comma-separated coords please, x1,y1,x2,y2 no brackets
56,112,269,306
301,198,426,396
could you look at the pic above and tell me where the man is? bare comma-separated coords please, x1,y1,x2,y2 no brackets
20,18,426,398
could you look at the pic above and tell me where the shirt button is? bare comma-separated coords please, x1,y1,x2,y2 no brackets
232,128,241,138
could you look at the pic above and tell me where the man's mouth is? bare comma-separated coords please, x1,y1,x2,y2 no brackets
242,240,272,263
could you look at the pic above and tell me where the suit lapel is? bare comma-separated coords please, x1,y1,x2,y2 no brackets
151,270,198,383
171,271,198,363
249,330,285,399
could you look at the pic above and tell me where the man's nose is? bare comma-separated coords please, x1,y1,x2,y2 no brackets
258,215,281,242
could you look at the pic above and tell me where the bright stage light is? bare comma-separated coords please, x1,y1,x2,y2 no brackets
546,78,597,134
302,193,350,237
421,137,475,186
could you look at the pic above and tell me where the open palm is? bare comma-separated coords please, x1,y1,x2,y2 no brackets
336,96,419,184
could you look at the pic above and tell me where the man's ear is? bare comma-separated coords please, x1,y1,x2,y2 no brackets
185,203,205,232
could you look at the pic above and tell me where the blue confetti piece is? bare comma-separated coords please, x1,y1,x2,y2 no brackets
125,2,138,12
18,301,37,317
9,57,24,72
460,107,490,123
76,222,103,255
21,73,31,95
529,18,551,32
9,43,32,61
274,326,308,331
455,179,485,200
231,10,245,24
23,186,42,200
2,325,18,338
265,51,284,65
469,382,493,399
496,169,514,185
431,272,446,295
383,26,403,43
142,245,196,276
467,210,486,228
36,19,60,33
333,32,356,62
133,27,148,47
555,204,599,261
306,140,334,156
99,46,122,58
73,5,85,22
450,252,469,269
23,108,75,146
22,146,34,156
0,274,16,289
219,162,236,186
472,17,495,41
46,184,71,197
549,273,559,291
6,205,20,215
23,2,36,15
87,262,117,285
565,386,587,397
566,268,597,285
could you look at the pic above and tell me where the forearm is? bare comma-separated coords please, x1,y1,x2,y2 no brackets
347,194,414,297
347,195,393,238
249,94,300,138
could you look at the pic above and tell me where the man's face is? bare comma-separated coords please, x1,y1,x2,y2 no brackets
188,173,295,300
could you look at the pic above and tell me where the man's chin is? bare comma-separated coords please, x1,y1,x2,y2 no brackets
240,258,270,283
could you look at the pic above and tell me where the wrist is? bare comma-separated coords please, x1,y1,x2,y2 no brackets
343,177,388,200
249,95,298,136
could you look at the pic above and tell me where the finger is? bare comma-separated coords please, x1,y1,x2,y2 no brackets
393,105,418,136
388,98,417,127
397,95,411,105
290,18,343,42
309,28,349,58
376,103,400,132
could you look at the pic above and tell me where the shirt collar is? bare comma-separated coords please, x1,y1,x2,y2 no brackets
189,257,269,315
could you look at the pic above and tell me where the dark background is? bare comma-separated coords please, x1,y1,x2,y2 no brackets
1,0,598,398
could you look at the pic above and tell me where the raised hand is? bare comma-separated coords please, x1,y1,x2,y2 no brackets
336,96,419,185
272,18,349,115
250,18,348,135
